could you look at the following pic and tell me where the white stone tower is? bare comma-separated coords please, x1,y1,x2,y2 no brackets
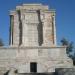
9,4,56,47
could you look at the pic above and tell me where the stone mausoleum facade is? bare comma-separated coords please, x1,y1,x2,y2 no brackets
0,4,73,75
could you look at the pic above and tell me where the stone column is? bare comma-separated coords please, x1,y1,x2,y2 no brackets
43,13,53,46
22,21,27,46
9,15,14,46
52,14,56,45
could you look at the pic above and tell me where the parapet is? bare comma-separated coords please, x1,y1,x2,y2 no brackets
16,3,49,10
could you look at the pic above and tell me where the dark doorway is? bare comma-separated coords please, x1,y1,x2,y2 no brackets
30,62,37,72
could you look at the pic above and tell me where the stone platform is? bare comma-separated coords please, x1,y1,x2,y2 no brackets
0,46,73,73
18,73,54,75
2,68,75,75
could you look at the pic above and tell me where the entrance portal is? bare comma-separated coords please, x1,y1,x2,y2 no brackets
30,62,37,72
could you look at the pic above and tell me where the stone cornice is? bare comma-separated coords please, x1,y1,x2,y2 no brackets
0,46,66,49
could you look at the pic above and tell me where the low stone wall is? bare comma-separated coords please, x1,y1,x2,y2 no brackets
13,68,75,75
1,68,75,75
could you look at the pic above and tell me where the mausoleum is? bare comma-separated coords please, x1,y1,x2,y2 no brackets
0,4,73,75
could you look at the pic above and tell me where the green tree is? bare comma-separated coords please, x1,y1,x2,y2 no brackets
60,38,74,57
61,38,69,46
61,38,75,65
66,42,73,54
0,38,4,46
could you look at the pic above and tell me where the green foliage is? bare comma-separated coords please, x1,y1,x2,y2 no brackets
0,38,4,46
60,38,74,58
61,38,69,46
66,42,73,54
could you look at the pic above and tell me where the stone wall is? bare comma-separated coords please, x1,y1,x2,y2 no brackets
0,46,73,73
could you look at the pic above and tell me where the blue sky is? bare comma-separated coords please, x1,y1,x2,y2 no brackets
0,0,75,46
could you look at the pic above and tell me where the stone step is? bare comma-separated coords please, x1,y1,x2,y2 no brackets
18,73,54,75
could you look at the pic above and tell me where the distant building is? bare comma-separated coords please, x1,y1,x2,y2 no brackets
0,4,73,75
